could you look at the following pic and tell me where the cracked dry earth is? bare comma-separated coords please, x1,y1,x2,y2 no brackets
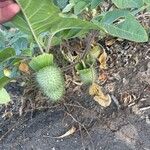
0,41,150,150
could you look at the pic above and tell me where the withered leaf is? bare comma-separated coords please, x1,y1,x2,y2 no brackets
94,95,111,107
89,83,101,96
89,83,111,107
19,62,30,74
98,50,108,69
53,126,76,139
105,39,116,46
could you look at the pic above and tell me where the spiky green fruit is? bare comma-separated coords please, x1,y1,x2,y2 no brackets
44,85,64,101
36,66,64,101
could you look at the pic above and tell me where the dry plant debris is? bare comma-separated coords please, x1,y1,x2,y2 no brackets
89,83,111,107
19,62,30,74
52,126,76,139
98,50,108,69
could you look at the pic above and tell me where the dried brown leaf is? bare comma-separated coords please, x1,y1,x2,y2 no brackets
98,50,108,69
89,83,101,96
89,83,111,107
2,111,13,119
94,95,111,107
105,39,116,46
53,126,76,139
19,62,30,74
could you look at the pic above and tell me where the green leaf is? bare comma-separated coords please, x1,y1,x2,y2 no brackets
62,3,74,13
12,37,28,55
0,88,11,105
29,53,54,71
20,48,32,57
112,0,144,8
91,0,103,9
74,1,90,15
144,0,150,11
54,0,68,9
144,0,150,3
0,48,16,63
0,31,5,49
0,76,11,89
98,10,148,42
12,0,99,51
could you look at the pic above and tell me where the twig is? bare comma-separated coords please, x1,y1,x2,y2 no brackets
62,61,79,71
64,104,94,149
81,30,99,60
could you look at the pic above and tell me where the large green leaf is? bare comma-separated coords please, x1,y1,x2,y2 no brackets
12,0,99,51
95,10,148,42
74,1,90,15
0,48,16,63
0,88,11,105
112,0,144,9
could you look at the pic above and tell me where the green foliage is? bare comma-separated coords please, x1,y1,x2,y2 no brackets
54,0,68,9
0,88,11,105
74,0,90,15
93,10,148,42
0,47,32,89
12,0,98,52
12,0,148,45
29,53,54,71
0,48,15,90
0,28,33,91
0,28,30,54
144,0,150,11
0,48,16,63
75,45,100,84
91,0,104,9
0,77,11,89
36,66,64,101
62,0,103,14
0,0,149,104
112,0,144,8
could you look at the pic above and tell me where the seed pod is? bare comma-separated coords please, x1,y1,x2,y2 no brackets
36,66,65,101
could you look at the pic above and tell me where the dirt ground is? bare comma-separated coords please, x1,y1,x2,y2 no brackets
0,40,150,150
